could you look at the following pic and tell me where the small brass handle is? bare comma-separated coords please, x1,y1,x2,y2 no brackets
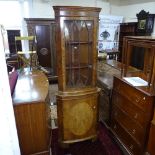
114,124,117,129
130,144,134,150
136,98,140,103
134,113,138,119
132,129,136,134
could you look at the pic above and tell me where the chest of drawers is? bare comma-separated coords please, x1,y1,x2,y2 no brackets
111,76,154,155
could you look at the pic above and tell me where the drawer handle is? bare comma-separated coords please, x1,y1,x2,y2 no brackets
74,46,78,49
136,98,140,103
132,129,136,134
114,124,117,129
93,106,96,109
129,144,134,150
134,113,138,119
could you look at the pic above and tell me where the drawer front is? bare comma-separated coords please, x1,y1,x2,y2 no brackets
111,119,143,155
112,91,149,126
113,77,153,113
112,105,145,145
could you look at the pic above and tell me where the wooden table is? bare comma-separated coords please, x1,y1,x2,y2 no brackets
13,69,51,155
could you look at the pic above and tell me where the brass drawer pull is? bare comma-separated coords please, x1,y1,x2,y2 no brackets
132,129,136,134
129,144,134,150
134,113,138,119
114,124,117,129
135,98,140,103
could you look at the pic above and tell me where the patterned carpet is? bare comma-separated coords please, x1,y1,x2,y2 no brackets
51,123,123,155
49,84,123,155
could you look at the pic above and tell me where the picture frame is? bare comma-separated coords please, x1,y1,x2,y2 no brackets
136,10,155,35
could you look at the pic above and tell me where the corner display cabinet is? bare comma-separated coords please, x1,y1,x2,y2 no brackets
53,6,101,144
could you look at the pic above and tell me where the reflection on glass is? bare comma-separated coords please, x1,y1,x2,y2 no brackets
64,20,94,88
138,19,146,30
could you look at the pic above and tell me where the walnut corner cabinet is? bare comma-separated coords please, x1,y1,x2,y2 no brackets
53,6,101,144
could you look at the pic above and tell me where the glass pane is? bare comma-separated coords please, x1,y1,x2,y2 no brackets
64,20,94,88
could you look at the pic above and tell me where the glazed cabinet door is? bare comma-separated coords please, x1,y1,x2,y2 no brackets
64,19,94,89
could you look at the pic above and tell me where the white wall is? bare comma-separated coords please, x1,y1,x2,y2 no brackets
111,1,155,22
28,0,113,18
29,0,155,22
0,25,20,155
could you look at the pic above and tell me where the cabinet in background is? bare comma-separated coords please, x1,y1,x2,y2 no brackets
147,109,155,155
7,30,22,55
118,22,137,61
53,6,101,144
111,36,155,155
25,18,57,81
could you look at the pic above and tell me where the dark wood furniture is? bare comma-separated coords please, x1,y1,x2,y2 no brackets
6,55,19,69
122,36,155,86
136,10,155,36
53,6,101,144
118,22,137,61
7,30,22,55
100,49,120,60
111,76,154,155
13,70,50,155
110,36,155,155
97,60,141,127
97,72,112,126
146,109,155,155
24,18,57,81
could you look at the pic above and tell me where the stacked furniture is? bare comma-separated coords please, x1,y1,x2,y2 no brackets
25,18,57,81
111,36,155,155
111,76,154,155
118,22,137,61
